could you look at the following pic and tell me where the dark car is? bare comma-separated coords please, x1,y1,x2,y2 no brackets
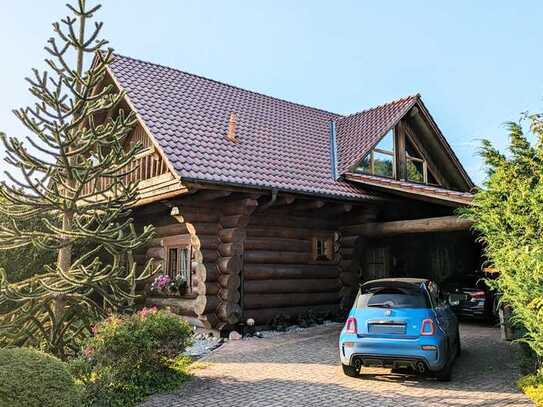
443,275,497,321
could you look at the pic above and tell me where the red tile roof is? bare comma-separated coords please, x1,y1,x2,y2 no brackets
344,173,474,206
108,54,468,202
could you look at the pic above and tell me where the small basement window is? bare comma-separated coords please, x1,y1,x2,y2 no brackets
313,236,335,262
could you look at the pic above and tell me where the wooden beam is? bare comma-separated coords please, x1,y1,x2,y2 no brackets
292,200,325,211
273,195,296,206
341,215,473,236
320,204,353,216
195,190,232,201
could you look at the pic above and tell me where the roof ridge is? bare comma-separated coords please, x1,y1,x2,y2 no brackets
336,94,420,123
111,52,342,118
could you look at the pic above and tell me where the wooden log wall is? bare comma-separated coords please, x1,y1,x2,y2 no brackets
338,207,379,311
135,199,223,329
134,190,381,331
243,206,342,325
213,198,258,329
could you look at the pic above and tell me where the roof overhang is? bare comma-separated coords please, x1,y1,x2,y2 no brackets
344,172,474,207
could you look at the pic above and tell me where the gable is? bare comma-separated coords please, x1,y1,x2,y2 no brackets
336,97,474,192
335,95,418,175
83,66,189,206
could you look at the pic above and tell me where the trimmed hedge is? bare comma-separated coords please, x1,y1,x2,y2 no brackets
0,347,80,407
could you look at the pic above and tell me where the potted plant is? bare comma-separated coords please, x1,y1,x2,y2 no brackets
149,274,188,296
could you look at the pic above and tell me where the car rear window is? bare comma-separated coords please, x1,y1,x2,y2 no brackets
355,286,430,309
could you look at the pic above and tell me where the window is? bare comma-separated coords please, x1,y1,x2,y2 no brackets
354,130,395,178
166,245,191,289
355,287,430,309
313,236,334,262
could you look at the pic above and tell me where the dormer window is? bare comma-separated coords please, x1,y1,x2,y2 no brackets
405,135,438,184
352,125,441,186
354,130,395,178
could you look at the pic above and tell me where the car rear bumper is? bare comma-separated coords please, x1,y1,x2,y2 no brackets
339,334,448,372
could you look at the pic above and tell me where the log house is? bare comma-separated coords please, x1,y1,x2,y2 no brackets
96,54,479,331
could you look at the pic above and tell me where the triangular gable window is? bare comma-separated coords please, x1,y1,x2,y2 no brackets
352,126,441,186
405,134,440,185
354,129,395,178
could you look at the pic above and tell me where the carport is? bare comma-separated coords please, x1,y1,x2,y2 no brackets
341,174,481,290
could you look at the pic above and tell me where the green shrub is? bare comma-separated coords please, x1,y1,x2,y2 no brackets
462,114,543,360
72,308,193,406
518,372,543,406
0,347,81,407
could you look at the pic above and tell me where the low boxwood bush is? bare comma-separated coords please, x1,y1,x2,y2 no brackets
519,373,543,406
0,347,81,407
72,307,193,406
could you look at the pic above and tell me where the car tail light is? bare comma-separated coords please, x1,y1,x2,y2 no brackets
345,317,357,334
470,290,485,300
421,319,435,336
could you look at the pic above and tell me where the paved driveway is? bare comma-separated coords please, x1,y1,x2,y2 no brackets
144,322,533,407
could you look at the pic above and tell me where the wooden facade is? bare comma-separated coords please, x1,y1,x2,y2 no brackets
130,187,479,331
98,63,479,332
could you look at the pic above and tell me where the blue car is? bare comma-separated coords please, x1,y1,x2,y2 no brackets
339,278,460,381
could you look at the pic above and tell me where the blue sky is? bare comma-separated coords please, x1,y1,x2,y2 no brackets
1,1,542,185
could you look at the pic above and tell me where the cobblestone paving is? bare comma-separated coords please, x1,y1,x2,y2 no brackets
143,322,533,406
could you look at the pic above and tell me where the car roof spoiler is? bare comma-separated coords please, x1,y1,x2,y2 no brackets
360,278,429,291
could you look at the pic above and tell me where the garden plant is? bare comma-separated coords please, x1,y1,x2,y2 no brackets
0,0,156,359
464,111,543,403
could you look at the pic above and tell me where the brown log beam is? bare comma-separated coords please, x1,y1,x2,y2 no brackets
221,198,259,216
244,278,341,294
244,250,311,264
319,204,353,216
244,238,311,252
291,200,325,211
244,292,340,310
273,195,296,206
195,190,232,201
145,296,196,316
247,226,334,240
244,264,339,280
341,215,473,236
216,302,242,324
218,288,241,303
194,295,220,315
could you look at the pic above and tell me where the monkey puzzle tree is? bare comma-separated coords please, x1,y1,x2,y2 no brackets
0,0,155,358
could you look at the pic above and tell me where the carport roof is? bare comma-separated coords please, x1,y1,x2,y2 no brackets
344,172,474,206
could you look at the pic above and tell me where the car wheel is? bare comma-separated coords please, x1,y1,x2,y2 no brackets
342,363,360,377
434,362,452,382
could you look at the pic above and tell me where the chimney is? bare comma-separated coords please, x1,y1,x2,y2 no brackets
225,112,239,143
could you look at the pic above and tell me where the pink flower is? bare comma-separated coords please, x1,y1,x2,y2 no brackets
83,346,93,358
137,306,158,318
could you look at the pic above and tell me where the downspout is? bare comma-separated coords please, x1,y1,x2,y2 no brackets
258,188,278,211
329,120,340,180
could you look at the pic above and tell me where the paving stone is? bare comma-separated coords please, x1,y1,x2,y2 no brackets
141,322,533,407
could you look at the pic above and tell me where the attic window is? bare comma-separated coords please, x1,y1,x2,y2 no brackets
354,129,395,178
405,135,441,184
226,112,239,143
